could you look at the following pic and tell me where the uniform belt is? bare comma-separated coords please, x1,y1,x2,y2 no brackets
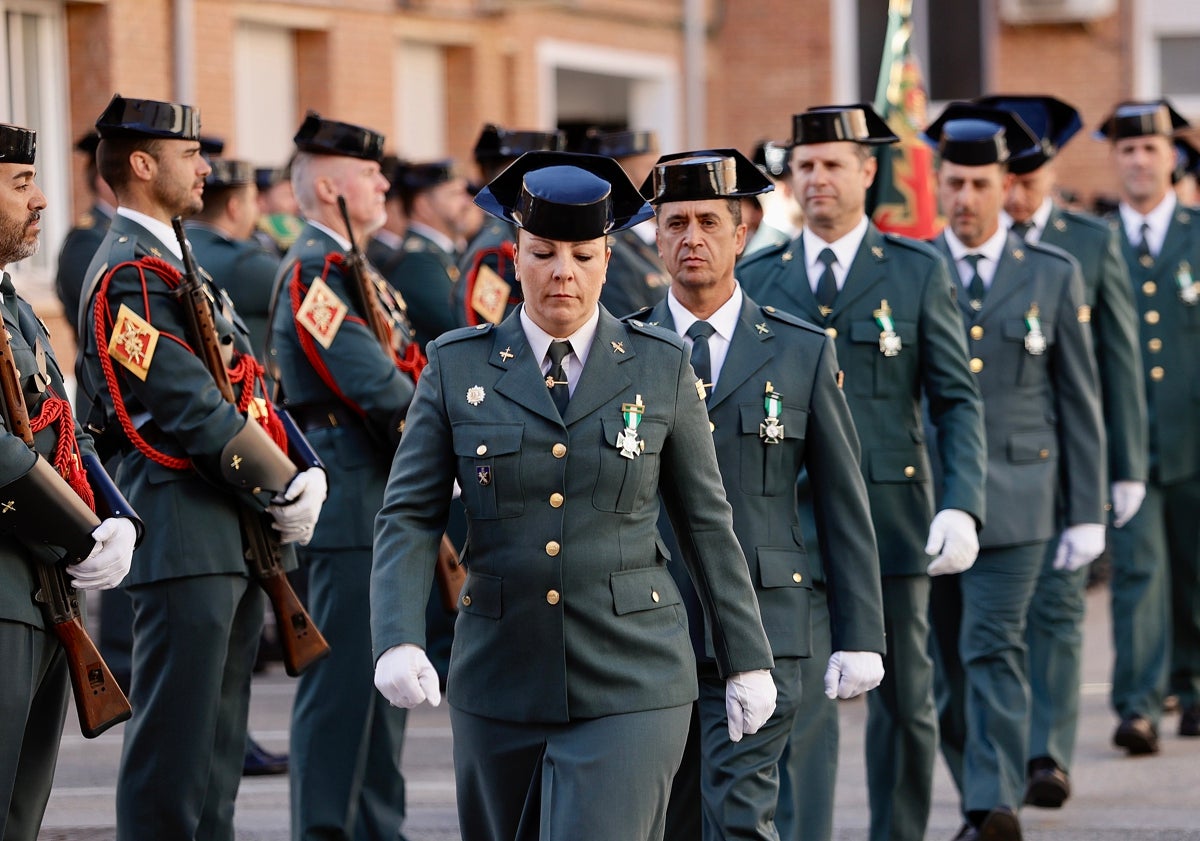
288,401,361,432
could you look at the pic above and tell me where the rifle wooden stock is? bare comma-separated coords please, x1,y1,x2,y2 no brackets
172,218,330,676
0,325,131,738
436,534,466,613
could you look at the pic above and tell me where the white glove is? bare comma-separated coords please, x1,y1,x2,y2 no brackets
725,668,777,742
374,644,441,709
824,650,885,699
267,468,328,546
1053,523,1106,571
1111,480,1146,529
69,518,136,591
925,508,979,576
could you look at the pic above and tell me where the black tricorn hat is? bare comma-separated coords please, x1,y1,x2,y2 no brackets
581,129,657,158
974,94,1082,175
1175,138,1200,183
473,124,566,162
199,135,225,157
640,148,773,205
397,159,459,194
74,131,101,156
923,102,1039,166
293,112,385,162
0,124,36,165
475,151,654,240
205,159,255,189
95,94,201,141
1095,100,1190,142
255,166,286,191
791,104,899,147
752,140,789,178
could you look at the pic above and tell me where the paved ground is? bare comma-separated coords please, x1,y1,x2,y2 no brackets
39,584,1200,840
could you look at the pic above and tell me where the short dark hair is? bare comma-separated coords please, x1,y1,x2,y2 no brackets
97,136,163,194
726,197,742,227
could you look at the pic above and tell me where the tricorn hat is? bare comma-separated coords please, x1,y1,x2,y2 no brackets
974,94,1082,175
640,149,773,205
473,124,566,163
95,94,200,141
205,159,255,189
74,131,101,156
752,140,789,178
923,102,1040,166
0,124,36,165
199,136,225,157
254,166,286,192
790,104,898,147
1094,100,1190,142
396,159,459,194
580,129,657,158
293,112,385,162
474,151,653,240
1175,138,1200,184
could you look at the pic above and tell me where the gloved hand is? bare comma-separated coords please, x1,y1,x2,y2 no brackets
70,518,136,591
267,468,328,546
925,508,979,576
1053,523,1106,571
824,650,885,699
373,644,441,709
725,669,777,742
1111,480,1146,528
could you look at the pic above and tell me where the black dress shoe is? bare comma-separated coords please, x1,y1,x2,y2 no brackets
1113,715,1160,754
243,737,289,776
1024,756,1071,808
951,822,979,841
978,807,1022,841
1180,704,1200,737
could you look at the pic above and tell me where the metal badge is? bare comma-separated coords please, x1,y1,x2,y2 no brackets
616,394,645,460
476,466,491,486
873,299,901,357
466,385,486,406
1176,262,1198,305
759,382,785,445
1024,303,1047,356
498,346,514,361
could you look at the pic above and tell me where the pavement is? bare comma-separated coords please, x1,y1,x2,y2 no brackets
39,584,1200,840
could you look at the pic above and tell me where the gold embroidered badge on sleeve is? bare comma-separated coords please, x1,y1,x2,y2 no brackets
107,303,161,381
296,276,349,349
471,263,511,325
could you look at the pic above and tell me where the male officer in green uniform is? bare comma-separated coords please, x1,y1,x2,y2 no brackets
924,103,1106,841
739,104,987,841
269,113,419,841
454,124,564,327
0,121,139,841
372,150,777,841
976,94,1148,806
366,155,407,270
56,132,115,341
1096,99,1200,749
639,149,885,841
378,159,470,347
78,95,326,841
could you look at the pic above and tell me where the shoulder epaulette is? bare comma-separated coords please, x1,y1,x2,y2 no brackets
739,240,790,270
75,211,96,230
1023,238,1079,270
622,306,655,323
403,236,431,253
436,323,494,347
881,233,942,261
1055,207,1110,235
759,304,825,336
625,318,685,350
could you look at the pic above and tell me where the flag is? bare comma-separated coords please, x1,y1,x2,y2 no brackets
866,0,941,239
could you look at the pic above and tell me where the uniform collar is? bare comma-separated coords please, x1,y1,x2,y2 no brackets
1000,196,1053,243
943,223,1008,285
802,214,869,279
408,221,456,255
519,303,600,372
308,219,351,252
116,207,183,259
1119,191,1176,251
665,283,743,345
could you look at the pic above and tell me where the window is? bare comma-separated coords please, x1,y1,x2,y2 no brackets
234,22,299,169
395,41,448,159
1134,0,1200,115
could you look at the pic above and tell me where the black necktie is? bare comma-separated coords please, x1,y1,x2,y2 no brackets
1011,220,1033,241
1136,221,1153,264
687,321,715,401
546,340,571,416
815,248,838,314
964,254,986,310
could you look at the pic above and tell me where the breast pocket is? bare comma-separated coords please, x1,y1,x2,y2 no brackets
738,402,807,496
453,422,524,519
849,319,917,397
593,416,668,513
1002,318,1056,388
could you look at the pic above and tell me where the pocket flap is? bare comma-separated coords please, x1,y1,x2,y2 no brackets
868,448,926,483
1002,319,1056,342
610,567,680,615
452,422,523,458
459,571,502,619
757,546,811,589
1007,430,1056,464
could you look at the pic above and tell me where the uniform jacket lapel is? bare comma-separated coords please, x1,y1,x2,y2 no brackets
931,234,977,321
708,297,772,411
1155,205,1195,277
769,238,827,324
563,309,635,426
488,311,563,426
831,225,888,317
978,234,1034,321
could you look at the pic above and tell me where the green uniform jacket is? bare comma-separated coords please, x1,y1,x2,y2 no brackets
185,223,279,361
377,227,459,349
0,279,98,628
634,293,884,658
1115,203,1200,485
77,214,281,586
270,223,415,550
930,232,1106,545
1039,206,1147,484
371,307,775,723
739,225,986,575
55,203,112,340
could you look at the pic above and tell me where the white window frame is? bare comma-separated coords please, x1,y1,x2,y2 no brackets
1133,0,1200,116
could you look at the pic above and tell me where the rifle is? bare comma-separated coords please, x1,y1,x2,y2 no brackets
0,323,131,737
335,198,466,612
172,217,330,676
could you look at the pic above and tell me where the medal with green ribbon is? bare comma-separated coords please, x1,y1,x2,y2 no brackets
759,382,785,444
1176,261,1198,305
1024,303,1046,356
874,299,902,357
617,394,645,459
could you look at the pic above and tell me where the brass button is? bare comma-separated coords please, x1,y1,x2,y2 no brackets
1143,280,1157,296
709,421,715,432
765,306,776,313
903,465,916,478
825,327,838,339
1039,449,1050,459
1148,338,1163,353
545,541,561,556
546,589,560,605
549,492,564,508
461,595,472,607
792,572,803,583
969,357,984,373
1150,365,1165,381
969,325,984,340
651,590,660,603
1145,310,1160,325
476,444,488,456
552,443,567,458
